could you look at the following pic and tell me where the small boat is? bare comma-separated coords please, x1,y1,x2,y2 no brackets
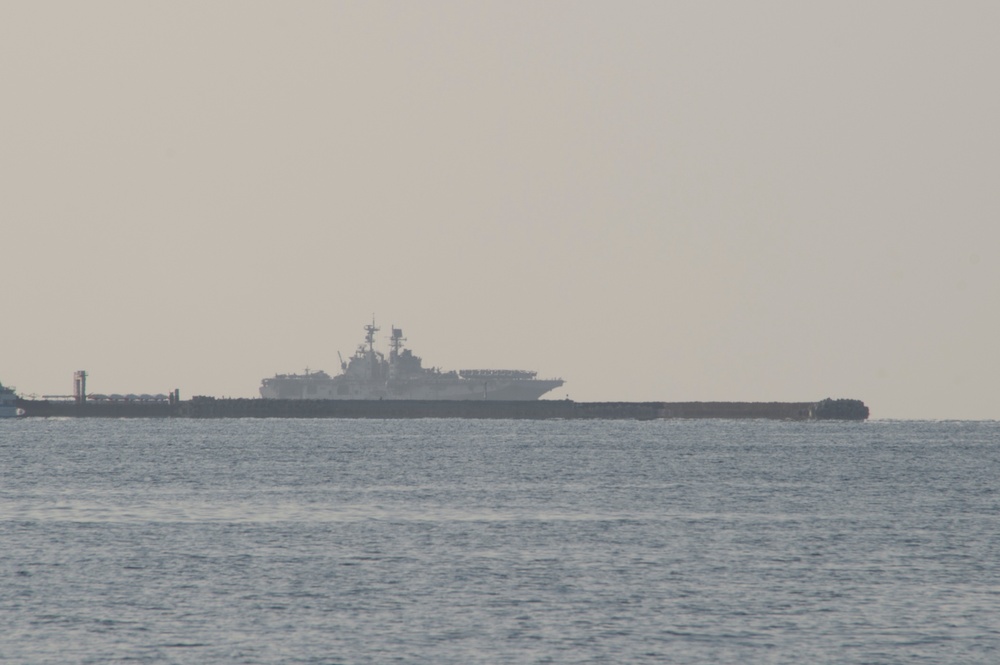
0,381,21,418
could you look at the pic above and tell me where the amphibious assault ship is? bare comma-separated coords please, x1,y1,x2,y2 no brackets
260,321,565,401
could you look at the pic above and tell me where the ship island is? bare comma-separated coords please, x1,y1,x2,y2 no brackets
260,320,564,401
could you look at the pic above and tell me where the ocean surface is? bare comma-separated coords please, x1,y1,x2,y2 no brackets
1,418,998,664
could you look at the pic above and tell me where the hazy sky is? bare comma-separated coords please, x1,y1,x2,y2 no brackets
3,2,998,419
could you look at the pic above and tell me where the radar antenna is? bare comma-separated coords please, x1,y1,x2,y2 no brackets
389,326,406,360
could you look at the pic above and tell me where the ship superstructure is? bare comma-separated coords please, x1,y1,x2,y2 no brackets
260,321,564,400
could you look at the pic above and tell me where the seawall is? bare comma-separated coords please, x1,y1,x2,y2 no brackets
16,397,868,420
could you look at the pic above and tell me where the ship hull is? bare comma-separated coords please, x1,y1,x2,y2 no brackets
260,377,564,401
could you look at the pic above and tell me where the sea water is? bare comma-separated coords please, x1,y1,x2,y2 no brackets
1,418,998,664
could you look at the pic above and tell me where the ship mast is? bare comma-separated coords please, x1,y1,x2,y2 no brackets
364,317,380,381
364,318,379,355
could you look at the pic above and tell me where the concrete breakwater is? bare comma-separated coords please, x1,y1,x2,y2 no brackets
16,397,868,420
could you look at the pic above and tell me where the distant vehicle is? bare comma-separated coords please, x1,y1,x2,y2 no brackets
260,320,564,401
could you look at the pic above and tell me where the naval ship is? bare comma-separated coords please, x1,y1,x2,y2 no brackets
260,321,564,400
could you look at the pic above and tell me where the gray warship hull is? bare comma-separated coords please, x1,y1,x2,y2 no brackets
259,375,564,401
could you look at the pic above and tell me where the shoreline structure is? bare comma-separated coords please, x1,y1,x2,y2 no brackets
7,323,870,420
16,397,869,420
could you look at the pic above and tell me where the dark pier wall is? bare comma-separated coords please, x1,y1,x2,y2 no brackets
16,399,174,418
176,399,667,420
18,397,868,420
657,402,816,420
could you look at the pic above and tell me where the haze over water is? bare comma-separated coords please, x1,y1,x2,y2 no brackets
3,2,999,419
2,418,998,663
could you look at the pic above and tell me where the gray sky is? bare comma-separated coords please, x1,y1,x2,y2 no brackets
3,1,998,419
